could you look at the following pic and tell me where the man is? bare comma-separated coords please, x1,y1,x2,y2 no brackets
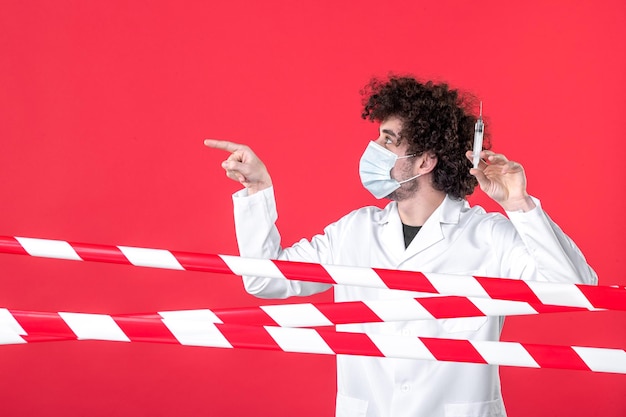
204,76,597,417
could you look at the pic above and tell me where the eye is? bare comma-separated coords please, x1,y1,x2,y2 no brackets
384,136,393,145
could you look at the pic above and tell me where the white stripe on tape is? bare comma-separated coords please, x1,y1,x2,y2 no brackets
59,312,130,342
0,309,27,335
323,264,387,288
261,304,333,327
0,325,27,345
219,255,284,279
15,237,82,261
368,332,436,361
572,346,626,374
425,273,490,298
472,340,540,368
161,319,232,348
159,309,223,324
264,326,334,354
364,298,434,322
469,298,538,316
117,246,184,270
525,281,595,309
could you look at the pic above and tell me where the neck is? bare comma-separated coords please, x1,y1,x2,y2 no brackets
396,186,447,226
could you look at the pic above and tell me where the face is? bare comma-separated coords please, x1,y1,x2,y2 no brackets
374,117,420,201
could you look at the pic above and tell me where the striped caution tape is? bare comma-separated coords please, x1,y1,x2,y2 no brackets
0,235,622,311
1,308,624,374
124,296,592,328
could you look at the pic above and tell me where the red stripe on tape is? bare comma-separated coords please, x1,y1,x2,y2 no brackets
217,324,281,351
418,296,484,319
113,317,179,344
577,285,626,311
0,237,29,255
319,330,384,357
272,260,336,285
70,243,130,265
475,276,544,305
523,344,591,371
11,310,77,340
316,301,382,325
420,337,487,364
171,251,234,275
373,268,438,293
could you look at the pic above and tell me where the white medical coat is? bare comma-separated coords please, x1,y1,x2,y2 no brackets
232,187,597,417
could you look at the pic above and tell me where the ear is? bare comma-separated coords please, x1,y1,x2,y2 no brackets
415,151,437,174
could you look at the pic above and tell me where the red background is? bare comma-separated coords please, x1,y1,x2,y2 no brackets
1,1,625,416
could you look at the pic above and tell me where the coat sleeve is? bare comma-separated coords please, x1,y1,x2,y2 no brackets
498,197,597,285
232,186,333,299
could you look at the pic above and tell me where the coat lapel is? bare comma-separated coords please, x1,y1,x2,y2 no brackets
379,202,407,265
378,196,465,266
392,196,465,264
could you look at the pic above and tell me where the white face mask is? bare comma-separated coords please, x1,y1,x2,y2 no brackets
359,141,421,199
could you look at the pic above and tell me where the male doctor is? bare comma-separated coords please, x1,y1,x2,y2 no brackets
204,76,597,417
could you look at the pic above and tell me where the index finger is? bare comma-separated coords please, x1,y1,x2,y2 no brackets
203,139,246,153
482,150,509,164
465,150,488,170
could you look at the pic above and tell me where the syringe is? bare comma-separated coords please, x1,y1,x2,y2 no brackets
472,101,484,169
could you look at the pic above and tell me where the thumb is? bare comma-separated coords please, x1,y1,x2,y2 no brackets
470,167,490,191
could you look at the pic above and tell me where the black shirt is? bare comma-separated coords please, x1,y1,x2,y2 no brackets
402,223,422,248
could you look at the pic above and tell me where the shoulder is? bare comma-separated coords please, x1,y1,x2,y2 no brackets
455,198,517,236
344,203,394,223
323,203,394,232
468,207,526,251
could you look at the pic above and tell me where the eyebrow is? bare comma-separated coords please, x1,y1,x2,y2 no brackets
381,129,399,138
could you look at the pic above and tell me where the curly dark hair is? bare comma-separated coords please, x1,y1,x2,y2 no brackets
361,75,488,199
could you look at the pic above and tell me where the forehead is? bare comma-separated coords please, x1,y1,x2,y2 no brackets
379,116,403,134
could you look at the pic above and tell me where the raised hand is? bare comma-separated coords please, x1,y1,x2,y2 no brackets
204,139,273,195
467,150,536,212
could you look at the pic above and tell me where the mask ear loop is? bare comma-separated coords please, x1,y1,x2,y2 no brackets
395,153,421,184
397,173,421,185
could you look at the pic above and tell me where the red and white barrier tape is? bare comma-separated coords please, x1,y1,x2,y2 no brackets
1,308,624,374
126,296,591,328
0,235,622,311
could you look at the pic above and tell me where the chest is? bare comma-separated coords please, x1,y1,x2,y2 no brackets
332,220,495,276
